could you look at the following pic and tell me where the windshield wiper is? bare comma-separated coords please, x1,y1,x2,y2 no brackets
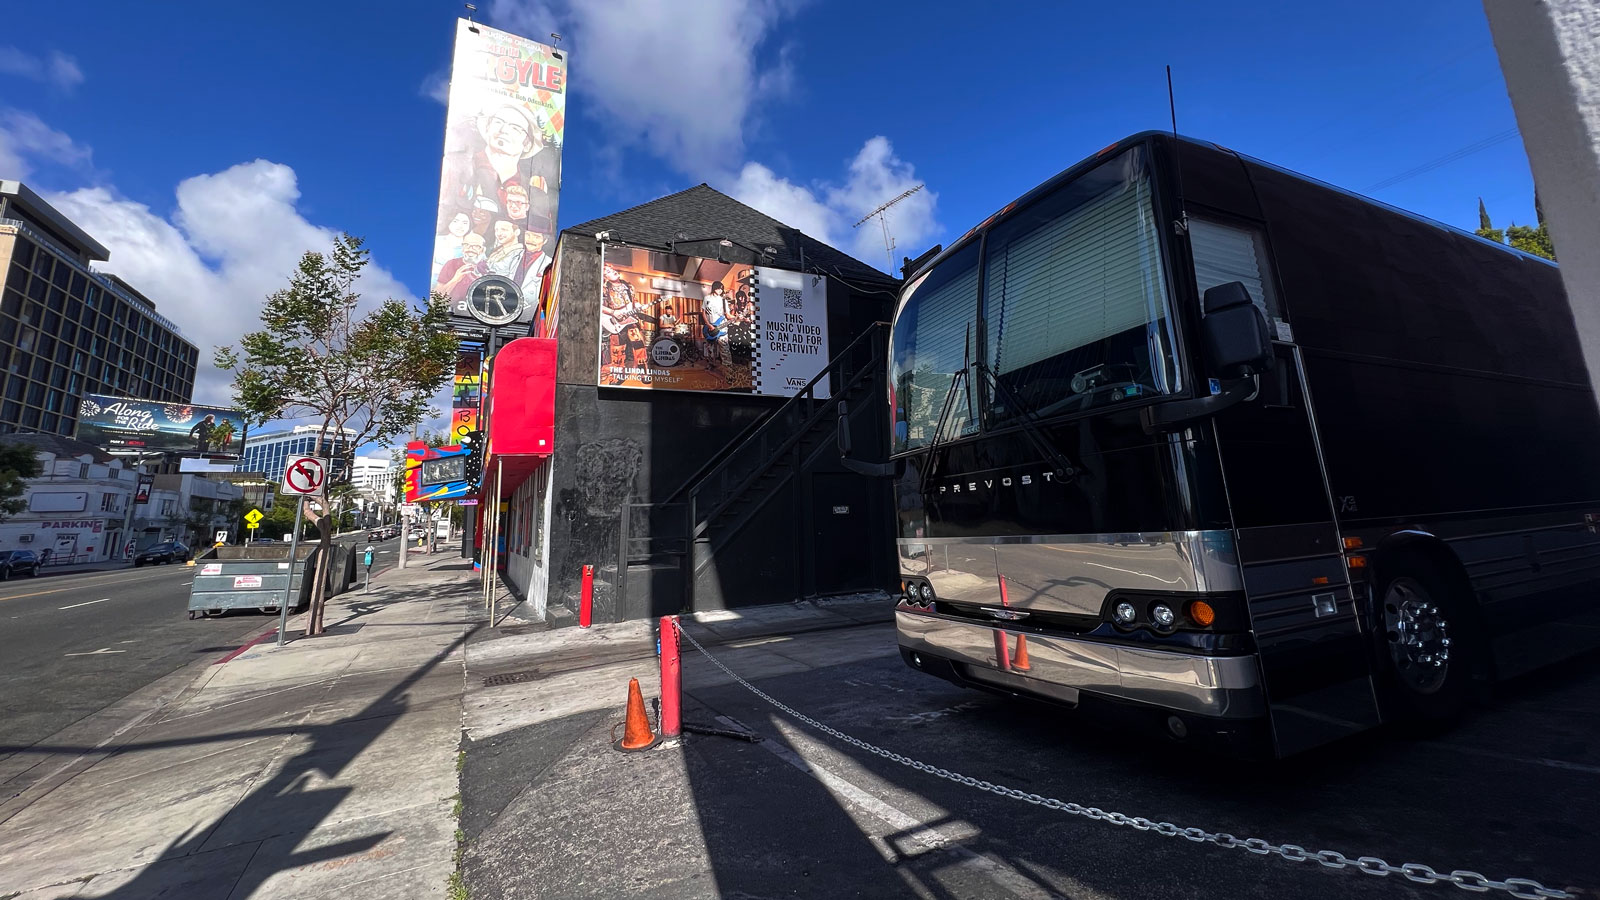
918,327,978,496
975,361,1077,484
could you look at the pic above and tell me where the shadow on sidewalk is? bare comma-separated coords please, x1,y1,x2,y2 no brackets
80,593,480,897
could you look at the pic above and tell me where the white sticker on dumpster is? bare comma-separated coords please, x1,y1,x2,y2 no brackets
233,575,263,588
201,564,222,575
277,563,290,569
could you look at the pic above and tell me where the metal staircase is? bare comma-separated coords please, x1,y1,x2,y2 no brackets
660,321,889,608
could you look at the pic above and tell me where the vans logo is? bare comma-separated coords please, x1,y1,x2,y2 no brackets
785,377,807,387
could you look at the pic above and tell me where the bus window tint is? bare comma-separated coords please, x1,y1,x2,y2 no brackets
982,147,1178,425
1189,216,1281,321
890,242,981,454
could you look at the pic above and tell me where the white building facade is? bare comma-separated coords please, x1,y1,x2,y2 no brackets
0,434,137,563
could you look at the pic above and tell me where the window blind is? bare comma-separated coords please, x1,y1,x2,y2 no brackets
1189,217,1278,318
984,178,1164,377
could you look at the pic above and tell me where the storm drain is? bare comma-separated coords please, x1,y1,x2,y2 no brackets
482,670,541,687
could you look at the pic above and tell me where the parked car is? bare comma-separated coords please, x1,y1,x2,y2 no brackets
134,541,191,567
0,549,40,579
368,528,385,541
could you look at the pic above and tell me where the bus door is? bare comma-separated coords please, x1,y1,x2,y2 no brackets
1210,339,1381,755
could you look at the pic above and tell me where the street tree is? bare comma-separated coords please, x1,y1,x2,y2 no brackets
0,443,42,522
215,234,458,636
1475,196,1556,261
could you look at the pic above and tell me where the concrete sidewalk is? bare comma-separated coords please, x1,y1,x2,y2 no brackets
0,550,476,900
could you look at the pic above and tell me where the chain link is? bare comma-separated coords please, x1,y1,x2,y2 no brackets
673,623,1573,899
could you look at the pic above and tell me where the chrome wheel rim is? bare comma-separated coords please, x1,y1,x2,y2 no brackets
1381,578,1451,694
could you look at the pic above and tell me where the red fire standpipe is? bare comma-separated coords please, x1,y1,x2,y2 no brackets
659,615,681,738
579,565,594,628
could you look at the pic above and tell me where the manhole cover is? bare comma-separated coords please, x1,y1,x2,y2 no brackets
482,670,540,687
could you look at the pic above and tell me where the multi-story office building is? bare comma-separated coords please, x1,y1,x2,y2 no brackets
351,455,394,497
237,424,357,485
0,181,199,438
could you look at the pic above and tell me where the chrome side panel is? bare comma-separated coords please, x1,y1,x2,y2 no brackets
897,610,1266,718
899,531,1242,618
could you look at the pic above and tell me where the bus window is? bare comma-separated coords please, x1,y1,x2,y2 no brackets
1189,216,1282,322
889,242,981,454
981,147,1178,427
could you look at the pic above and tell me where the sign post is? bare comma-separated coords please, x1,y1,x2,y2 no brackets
244,508,263,544
277,456,328,646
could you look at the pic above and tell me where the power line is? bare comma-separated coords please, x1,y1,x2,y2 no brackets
1365,127,1521,192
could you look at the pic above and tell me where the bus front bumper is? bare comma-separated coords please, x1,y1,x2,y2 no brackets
896,611,1266,720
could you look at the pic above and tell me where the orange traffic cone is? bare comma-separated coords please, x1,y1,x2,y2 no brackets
1011,634,1032,671
614,677,660,752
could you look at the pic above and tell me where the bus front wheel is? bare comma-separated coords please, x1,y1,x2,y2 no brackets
1370,558,1474,727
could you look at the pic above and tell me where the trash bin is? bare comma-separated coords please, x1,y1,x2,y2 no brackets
187,545,320,618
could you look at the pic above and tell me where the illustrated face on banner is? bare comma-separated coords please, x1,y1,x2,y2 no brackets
432,19,567,326
594,248,831,398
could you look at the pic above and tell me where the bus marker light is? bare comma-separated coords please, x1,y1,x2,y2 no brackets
1342,536,1364,550
1312,576,1330,585
1188,600,1216,627
1347,555,1368,569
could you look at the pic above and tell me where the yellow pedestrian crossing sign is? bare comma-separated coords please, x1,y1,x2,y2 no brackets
245,508,264,524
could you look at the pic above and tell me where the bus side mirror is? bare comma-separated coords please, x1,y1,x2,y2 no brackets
1200,282,1273,378
837,400,896,477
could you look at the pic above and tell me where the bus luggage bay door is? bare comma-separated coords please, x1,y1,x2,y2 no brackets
1212,341,1381,756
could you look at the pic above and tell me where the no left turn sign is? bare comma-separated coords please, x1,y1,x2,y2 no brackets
282,455,329,496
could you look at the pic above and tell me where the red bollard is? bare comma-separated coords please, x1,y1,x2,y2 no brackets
659,615,681,738
579,565,594,628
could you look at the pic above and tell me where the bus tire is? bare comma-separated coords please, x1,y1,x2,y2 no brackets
1369,557,1474,728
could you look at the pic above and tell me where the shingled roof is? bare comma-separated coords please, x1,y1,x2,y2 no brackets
566,184,898,288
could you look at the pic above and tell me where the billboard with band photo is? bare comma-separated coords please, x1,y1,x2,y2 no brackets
76,394,248,456
597,247,830,397
431,19,566,328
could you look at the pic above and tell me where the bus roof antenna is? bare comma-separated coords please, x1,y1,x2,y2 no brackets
1167,65,1189,237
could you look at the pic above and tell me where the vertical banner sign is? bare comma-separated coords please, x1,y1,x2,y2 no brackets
596,248,829,397
431,19,567,327
451,345,484,443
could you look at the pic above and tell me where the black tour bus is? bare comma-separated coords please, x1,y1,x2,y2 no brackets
861,132,1600,758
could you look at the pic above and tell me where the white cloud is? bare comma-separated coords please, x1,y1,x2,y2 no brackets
420,69,450,105
45,160,415,406
727,136,939,272
0,47,84,91
491,0,800,176
0,108,93,180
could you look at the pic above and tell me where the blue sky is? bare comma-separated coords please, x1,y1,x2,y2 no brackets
0,0,1535,416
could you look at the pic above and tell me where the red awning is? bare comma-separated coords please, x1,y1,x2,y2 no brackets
480,337,556,501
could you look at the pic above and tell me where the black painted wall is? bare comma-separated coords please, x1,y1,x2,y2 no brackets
543,232,897,623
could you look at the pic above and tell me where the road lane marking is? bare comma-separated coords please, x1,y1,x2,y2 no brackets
0,569,190,603
58,598,110,610
64,648,126,656
733,714,1061,900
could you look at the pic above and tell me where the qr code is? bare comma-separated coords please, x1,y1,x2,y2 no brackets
783,288,803,309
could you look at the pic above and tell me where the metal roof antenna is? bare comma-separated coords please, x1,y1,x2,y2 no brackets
1167,65,1188,237
464,3,480,32
855,185,925,273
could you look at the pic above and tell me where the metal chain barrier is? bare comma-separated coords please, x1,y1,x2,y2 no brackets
674,623,1572,899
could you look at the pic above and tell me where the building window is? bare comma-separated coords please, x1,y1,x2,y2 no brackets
161,499,175,516
41,412,58,433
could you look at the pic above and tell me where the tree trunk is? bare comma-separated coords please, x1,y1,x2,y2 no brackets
305,515,333,636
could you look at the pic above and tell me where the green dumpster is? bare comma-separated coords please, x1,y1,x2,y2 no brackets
187,545,320,618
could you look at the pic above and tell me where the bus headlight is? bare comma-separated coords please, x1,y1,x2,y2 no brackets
1113,601,1137,625
919,583,934,603
1150,603,1177,629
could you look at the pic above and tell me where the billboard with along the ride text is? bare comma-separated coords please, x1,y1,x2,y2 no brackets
431,18,566,329
597,247,830,397
75,394,248,456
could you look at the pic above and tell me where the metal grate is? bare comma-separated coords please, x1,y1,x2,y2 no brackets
482,670,540,687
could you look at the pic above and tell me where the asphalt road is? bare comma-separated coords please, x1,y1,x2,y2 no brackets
668,626,1600,898
0,533,403,757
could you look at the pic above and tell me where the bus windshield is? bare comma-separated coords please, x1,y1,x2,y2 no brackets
890,146,1179,454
